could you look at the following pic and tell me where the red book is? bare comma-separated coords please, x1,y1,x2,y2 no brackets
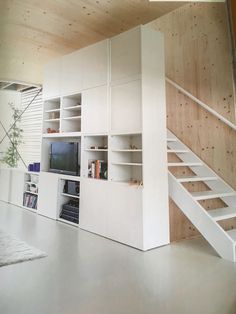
95,160,100,179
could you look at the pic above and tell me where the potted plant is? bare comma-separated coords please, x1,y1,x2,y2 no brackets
3,103,23,168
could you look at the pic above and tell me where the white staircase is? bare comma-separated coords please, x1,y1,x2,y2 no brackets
167,129,236,262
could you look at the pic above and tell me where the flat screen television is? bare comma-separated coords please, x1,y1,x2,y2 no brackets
49,142,79,176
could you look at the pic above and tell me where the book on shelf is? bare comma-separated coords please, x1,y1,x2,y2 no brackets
23,192,38,209
88,160,107,179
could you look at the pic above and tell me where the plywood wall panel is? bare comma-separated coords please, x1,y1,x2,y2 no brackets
148,3,236,242
0,0,185,85
149,2,236,123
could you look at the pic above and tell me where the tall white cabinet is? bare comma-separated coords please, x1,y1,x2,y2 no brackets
39,25,169,251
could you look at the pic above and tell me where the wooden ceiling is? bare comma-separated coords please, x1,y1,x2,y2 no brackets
0,0,187,85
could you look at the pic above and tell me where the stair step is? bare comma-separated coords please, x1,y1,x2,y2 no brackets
167,149,189,154
168,162,202,167
227,229,236,242
176,176,218,183
191,191,236,201
167,138,178,142
208,207,236,221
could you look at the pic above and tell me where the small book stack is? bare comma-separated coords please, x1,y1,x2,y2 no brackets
23,192,38,209
88,160,108,179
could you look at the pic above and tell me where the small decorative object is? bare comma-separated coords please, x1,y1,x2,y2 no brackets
29,184,38,193
28,164,34,172
47,128,58,133
3,104,23,168
33,162,40,172
129,144,138,150
129,179,143,187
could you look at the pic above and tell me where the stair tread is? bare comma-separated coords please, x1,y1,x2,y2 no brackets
167,149,189,153
208,207,236,221
168,162,202,167
227,229,236,242
191,190,236,200
167,138,178,142
176,175,218,183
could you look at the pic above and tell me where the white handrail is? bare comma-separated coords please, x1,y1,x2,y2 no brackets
166,77,236,131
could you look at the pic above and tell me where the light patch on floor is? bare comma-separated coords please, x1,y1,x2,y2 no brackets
0,201,236,314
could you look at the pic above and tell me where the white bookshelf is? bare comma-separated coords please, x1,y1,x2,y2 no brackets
112,149,142,152
82,135,108,180
61,192,80,199
42,93,82,136
40,25,169,250
110,133,142,183
23,172,39,210
63,105,81,111
58,178,80,225
45,108,61,113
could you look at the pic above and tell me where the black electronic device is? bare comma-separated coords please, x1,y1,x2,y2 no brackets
60,199,79,224
49,142,80,176
64,180,80,196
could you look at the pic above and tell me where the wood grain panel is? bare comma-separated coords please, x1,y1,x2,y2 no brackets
149,3,236,242
149,2,236,123
0,0,185,84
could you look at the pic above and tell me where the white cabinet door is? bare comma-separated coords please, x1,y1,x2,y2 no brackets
9,169,24,207
80,178,143,249
61,51,83,96
110,27,141,82
37,172,59,219
81,40,108,90
111,80,142,133
82,85,108,134
43,58,61,99
0,168,11,202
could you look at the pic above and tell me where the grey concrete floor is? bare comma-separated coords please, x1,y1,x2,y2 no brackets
0,201,236,314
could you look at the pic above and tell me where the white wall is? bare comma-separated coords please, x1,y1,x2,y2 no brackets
0,90,21,162
19,88,43,166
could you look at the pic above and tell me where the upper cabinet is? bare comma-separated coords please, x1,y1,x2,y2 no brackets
43,40,109,99
110,27,141,83
43,58,62,99
82,85,109,134
80,40,109,91
61,51,83,96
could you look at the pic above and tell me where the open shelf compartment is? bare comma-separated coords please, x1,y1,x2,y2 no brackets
110,133,142,184
82,135,108,180
41,136,81,174
61,94,82,133
58,178,80,225
23,172,39,210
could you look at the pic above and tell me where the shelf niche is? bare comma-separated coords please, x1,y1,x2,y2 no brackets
23,172,39,210
82,135,108,180
58,179,80,225
41,137,81,174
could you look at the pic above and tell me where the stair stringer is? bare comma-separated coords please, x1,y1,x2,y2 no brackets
168,171,236,261
167,129,236,207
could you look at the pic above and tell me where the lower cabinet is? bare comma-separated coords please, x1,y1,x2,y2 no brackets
9,169,25,207
79,178,143,249
37,172,59,219
0,168,11,203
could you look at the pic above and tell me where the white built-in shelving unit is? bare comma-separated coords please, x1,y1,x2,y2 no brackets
37,25,169,250
110,133,142,183
23,172,39,211
0,169,39,212
57,178,80,226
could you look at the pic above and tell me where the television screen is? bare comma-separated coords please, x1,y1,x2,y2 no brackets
49,142,79,176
